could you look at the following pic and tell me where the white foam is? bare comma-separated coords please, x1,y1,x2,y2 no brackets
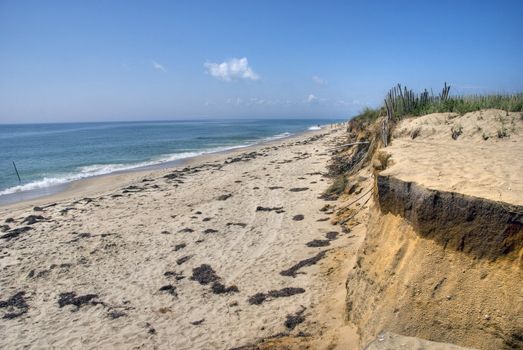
0,177,72,196
263,132,292,141
308,125,322,130
0,145,252,197
0,128,305,198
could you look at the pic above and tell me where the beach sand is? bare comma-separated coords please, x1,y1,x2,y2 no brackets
0,126,362,349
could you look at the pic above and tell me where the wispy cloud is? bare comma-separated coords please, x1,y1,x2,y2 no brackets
307,94,318,103
152,60,167,73
204,57,259,81
312,75,327,85
226,97,243,105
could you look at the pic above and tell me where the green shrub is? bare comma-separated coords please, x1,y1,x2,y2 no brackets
352,107,381,123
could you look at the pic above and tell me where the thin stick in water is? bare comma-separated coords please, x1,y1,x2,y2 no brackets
12,161,21,184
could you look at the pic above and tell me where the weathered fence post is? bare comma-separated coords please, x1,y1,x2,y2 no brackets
12,161,21,184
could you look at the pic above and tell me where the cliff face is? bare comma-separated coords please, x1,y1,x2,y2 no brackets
345,111,523,350
347,207,523,349
376,176,523,261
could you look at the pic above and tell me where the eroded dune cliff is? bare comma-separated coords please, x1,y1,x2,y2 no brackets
345,110,523,349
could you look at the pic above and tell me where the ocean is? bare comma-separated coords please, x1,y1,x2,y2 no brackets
0,118,340,204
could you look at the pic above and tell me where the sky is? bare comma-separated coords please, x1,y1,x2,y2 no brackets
1,0,522,123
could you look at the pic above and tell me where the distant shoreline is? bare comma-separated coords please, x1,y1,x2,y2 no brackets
0,124,340,210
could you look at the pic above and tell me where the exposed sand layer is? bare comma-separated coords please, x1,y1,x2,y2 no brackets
384,109,523,205
0,127,362,349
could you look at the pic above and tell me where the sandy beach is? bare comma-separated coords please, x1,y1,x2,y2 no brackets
0,126,366,349
2,1,522,348
2,109,521,350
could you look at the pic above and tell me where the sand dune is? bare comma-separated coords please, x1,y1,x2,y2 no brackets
386,109,523,205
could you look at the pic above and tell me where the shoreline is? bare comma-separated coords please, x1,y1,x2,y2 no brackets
0,126,336,212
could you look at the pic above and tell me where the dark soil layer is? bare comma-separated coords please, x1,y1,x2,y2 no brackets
377,175,523,259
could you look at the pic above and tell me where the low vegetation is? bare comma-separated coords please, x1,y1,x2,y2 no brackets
321,175,348,200
352,83,523,123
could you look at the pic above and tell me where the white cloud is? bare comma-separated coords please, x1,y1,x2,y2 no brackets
250,97,267,105
226,97,243,105
307,94,318,103
152,61,167,72
204,57,259,81
312,75,327,85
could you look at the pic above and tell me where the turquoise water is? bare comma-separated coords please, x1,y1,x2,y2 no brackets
0,118,339,202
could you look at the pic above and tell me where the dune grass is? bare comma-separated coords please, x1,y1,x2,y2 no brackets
321,175,348,200
352,83,523,122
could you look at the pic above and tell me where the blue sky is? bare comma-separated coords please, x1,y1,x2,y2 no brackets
1,0,522,123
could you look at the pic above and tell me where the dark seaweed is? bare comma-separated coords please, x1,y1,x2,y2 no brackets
174,243,186,251
164,271,185,280
284,307,306,330
280,251,327,277
305,239,330,247
176,255,192,265
1,226,33,240
256,206,284,212
217,194,232,201
58,292,99,310
289,187,309,192
159,284,178,297
203,228,219,234
191,319,205,325
325,231,339,240
191,264,219,285
0,291,29,319
211,282,239,294
226,222,247,228
248,287,305,305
